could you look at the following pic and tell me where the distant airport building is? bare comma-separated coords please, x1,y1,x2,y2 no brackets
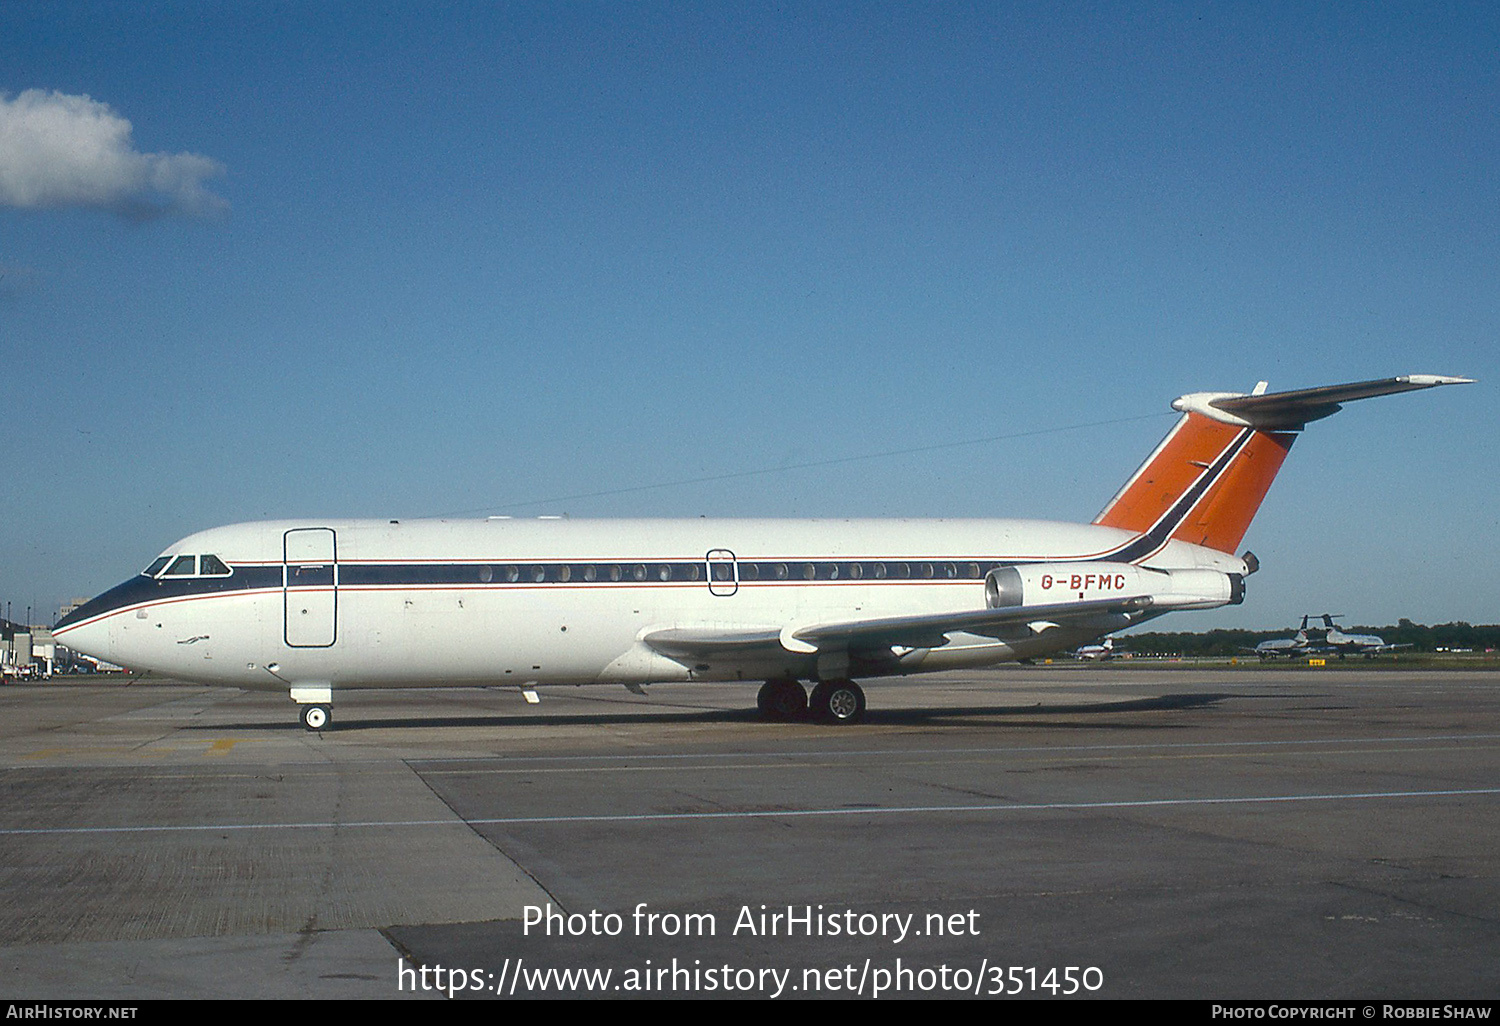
2,618,34,678
58,598,90,621
2,618,60,678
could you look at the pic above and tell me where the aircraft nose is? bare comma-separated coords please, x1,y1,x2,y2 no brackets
54,614,111,665
53,577,145,665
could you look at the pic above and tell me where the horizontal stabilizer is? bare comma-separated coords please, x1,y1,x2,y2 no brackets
1180,375,1474,430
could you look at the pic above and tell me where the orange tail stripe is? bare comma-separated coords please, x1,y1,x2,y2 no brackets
1170,430,1295,553
1094,413,1242,534
1096,412,1297,555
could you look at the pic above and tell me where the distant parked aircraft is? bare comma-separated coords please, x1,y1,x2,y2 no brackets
1252,616,1314,660
1316,615,1412,658
1074,637,1119,660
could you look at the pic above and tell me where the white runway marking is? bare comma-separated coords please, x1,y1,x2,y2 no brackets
4,786,1498,835
409,732,1500,764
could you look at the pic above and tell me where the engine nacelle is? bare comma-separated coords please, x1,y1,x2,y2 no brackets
986,562,1244,612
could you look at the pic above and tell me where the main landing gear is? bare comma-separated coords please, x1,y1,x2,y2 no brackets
757,679,807,721
756,679,866,724
810,679,866,724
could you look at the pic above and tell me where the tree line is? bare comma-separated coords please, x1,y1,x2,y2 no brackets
1121,620,1500,657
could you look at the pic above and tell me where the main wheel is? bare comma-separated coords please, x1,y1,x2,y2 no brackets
757,679,808,722
300,704,331,731
809,679,866,724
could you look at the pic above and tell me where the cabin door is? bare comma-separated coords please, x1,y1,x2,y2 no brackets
284,528,338,647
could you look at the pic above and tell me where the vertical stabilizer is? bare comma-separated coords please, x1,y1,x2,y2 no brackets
1094,375,1471,556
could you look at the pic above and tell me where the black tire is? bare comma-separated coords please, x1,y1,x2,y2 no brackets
300,704,331,731
809,679,866,724
757,680,807,722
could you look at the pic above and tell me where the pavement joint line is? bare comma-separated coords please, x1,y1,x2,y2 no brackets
4,786,1498,835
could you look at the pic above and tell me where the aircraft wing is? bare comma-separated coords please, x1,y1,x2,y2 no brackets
638,626,785,661
788,596,1150,651
644,595,1152,660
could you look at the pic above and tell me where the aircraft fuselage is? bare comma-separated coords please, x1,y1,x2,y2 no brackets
55,516,1241,693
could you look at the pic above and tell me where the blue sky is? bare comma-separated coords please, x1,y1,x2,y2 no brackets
1,2,1494,630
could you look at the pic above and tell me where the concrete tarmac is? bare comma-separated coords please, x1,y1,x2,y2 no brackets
1,665,1497,999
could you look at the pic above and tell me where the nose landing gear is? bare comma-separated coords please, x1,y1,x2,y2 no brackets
290,686,333,731
299,704,331,731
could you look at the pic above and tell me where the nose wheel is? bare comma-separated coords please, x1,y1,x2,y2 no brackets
299,704,331,731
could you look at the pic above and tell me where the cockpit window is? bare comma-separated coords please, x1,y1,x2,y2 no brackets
142,556,171,577
163,555,197,576
199,554,232,576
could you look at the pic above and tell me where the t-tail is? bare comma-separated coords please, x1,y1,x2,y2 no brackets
1094,375,1474,557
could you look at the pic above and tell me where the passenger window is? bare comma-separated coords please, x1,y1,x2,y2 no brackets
199,554,231,576
142,556,171,577
164,555,196,576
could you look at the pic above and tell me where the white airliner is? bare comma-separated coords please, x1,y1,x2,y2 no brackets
1251,615,1314,659
54,374,1470,730
1315,614,1412,657
1073,638,1119,661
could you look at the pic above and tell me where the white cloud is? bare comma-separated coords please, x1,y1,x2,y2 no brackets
0,89,226,218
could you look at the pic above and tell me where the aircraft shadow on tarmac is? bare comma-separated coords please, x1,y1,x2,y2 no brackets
203,691,1236,733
